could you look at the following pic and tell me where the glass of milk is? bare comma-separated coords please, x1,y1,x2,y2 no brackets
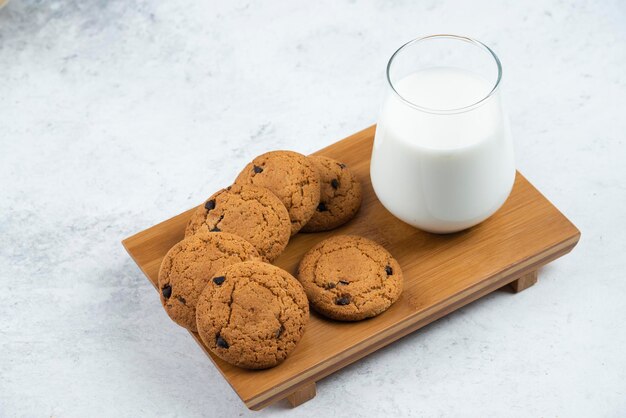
371,35,515,233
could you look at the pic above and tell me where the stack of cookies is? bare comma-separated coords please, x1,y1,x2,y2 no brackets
157,150,403,369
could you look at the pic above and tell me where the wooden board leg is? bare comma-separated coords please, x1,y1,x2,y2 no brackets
510,270,538,293
286,382,316,408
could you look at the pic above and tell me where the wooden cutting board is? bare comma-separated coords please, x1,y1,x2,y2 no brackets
122,125,580,410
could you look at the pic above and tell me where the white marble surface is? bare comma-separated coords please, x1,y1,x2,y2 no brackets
1,0,625,416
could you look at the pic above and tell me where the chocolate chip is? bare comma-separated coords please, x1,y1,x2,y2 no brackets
204,199,216,211
275,324,285,338
216,335,229,349
385,265,393,276
338,162,346,169
213,276,225,285
253,165,263,173
339,280,349,285
335,296,350,305
317,202,328,212
162,284,172,299
176,295,186,304
324,282,336,289
331,179,339,189
210,226,221,232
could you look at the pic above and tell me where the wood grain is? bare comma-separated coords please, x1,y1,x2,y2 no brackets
122,125,580,410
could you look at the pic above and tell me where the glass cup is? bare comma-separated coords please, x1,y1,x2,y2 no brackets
370,35,515,233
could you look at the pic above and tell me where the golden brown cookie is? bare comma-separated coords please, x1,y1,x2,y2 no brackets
196,261,309,369
185,184,291,262
301,156,362,232
158,230,260,331
297,235,403,321
234,151,320,235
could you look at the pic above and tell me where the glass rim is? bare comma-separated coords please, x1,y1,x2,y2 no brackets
386,34,503,115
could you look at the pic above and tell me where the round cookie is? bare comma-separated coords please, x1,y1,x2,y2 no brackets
196,261,309,369
185,184,291,262
234,151,320,235
301,156,362,232
297,235,403,321
158,230,260,332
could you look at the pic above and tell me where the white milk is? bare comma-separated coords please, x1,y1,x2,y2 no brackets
371,67,515,233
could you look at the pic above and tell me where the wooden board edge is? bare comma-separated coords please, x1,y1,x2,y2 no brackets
312,125,376,156
122,238,257,407
243,234,580,410
514,172,582,241
121,207,199,282
121,207,197,248
121,237,154,284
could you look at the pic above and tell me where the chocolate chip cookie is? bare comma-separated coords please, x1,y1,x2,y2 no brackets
297,235,403,321
301,156,362,232
185,184,291,262
196,261,309,369
158,230,260,331
234,151,320,235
